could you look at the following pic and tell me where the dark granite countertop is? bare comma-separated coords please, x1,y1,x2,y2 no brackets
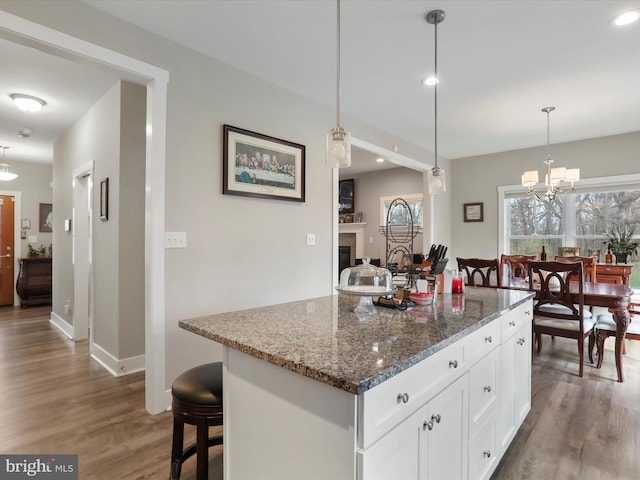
179,287,534,395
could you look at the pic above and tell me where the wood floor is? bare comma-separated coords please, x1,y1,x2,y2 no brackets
1,306,639,479
0,306,222,480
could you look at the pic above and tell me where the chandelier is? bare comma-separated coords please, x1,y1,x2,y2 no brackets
521,106,579,200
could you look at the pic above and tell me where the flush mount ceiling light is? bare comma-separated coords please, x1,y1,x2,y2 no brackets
0,147,18,181
426,9,446,194
421,76,438,86
376,157,385,163
10,93,47,112
521,106,579,201
611,9,640,26
326,0,351,168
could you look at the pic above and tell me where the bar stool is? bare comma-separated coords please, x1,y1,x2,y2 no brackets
170,362,223,480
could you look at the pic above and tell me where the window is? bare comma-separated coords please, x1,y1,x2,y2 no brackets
500,175,640,289
379,194,423,227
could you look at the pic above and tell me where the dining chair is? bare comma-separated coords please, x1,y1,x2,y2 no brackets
592,297,640,368
528,260,595,377
500,254,537,284
553,255,598,282
456,257,501,287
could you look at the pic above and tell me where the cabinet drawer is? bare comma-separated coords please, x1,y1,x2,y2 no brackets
469,414,497,480
359,339,466,449
469,348,498,437
466,320,500,366
501,301,532,340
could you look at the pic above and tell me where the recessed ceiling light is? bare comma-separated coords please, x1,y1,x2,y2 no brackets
421,76,439,86
376,157,385,163
10,93,47,112
611,9,640,26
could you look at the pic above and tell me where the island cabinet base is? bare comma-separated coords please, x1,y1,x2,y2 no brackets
221,299,532,480
223,348,358,480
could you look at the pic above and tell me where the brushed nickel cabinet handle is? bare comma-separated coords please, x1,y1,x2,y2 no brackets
483,450,492,458
449,360,458,369
484,336,492,343
423,420,434,431
484,385,492,393
397,393,409,404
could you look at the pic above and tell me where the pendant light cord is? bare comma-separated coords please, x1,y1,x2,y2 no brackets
434,18,438,170
335,0,342,128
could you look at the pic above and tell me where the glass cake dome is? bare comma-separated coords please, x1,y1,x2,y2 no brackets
336,257,395,314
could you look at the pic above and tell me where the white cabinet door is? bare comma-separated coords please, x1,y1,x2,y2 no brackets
497,316,532,454
513,321,532,426
421,374,468,480
359,406,422,480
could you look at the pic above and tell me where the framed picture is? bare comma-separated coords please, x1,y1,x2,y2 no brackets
39,203,52,232
463,202,483,223
21,219,31,229
338,179,354,214
344,214,354,223
100,178,109,221
222,124,305,202
355,211,363,223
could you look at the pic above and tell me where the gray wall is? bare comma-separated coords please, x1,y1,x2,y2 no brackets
0,161,53,259
2,1,436,387
450,131,640,262
54,80,146,360
347,167,426,261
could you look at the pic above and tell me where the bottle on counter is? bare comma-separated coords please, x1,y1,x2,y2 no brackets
540,246,547,261
605,245,613,264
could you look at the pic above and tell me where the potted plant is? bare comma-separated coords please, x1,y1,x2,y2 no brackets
603,222,640,264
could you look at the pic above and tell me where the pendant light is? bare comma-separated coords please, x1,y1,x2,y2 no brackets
0,147,18,181
326,0,351,168
426,10,446,194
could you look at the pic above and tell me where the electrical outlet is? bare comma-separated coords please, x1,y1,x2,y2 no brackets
306,233,316,246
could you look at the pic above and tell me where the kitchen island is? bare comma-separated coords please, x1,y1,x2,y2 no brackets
180,287,534,480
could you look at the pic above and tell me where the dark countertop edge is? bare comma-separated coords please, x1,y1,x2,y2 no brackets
179,291,535,396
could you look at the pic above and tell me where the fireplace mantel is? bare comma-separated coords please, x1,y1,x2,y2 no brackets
339,222,365,259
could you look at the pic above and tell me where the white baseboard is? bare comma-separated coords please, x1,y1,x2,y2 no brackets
90,342,146,377
50,312,74,338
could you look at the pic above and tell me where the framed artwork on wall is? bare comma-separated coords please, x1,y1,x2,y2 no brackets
338,179,354,214
39,203,52,232
463,202,483,223
222,124,305,202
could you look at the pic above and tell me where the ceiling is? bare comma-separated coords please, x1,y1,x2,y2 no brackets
2,1,639,173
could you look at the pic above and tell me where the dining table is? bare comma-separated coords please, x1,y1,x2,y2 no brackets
502,278,634,382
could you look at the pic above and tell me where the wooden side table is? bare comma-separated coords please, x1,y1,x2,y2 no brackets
16,257,52,307
595,263,633,285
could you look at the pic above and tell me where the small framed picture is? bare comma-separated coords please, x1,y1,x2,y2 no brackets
355,211,363,223
344,214,354,223
39,203,53,232
21,219,31,229
463,202,483,223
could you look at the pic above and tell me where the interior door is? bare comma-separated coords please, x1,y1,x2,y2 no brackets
0,195,15,305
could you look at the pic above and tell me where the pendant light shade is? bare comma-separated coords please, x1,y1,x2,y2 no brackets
326,0,351,168
426,10,446,194
0,147,18,181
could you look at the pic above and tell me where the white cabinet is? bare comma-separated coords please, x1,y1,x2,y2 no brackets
496,303,532,456
358,375,468,480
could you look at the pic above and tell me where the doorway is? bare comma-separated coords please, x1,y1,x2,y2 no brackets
0,12,169,413
73,165,92,341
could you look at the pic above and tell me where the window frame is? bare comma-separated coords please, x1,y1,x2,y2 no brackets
379,193,424,227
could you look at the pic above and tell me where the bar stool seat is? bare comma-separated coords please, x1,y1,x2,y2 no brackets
170,362,223,480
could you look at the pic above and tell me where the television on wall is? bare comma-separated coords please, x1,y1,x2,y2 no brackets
338,179,354,214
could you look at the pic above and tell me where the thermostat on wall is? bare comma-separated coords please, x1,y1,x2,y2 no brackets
64,219,71,232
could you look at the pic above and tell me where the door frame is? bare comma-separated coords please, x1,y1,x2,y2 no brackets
0,11,169,414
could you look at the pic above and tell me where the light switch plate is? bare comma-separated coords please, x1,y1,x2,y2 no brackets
165,232,187,249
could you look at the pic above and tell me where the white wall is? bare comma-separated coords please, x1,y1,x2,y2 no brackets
450,131,640,262
1,1,438,389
